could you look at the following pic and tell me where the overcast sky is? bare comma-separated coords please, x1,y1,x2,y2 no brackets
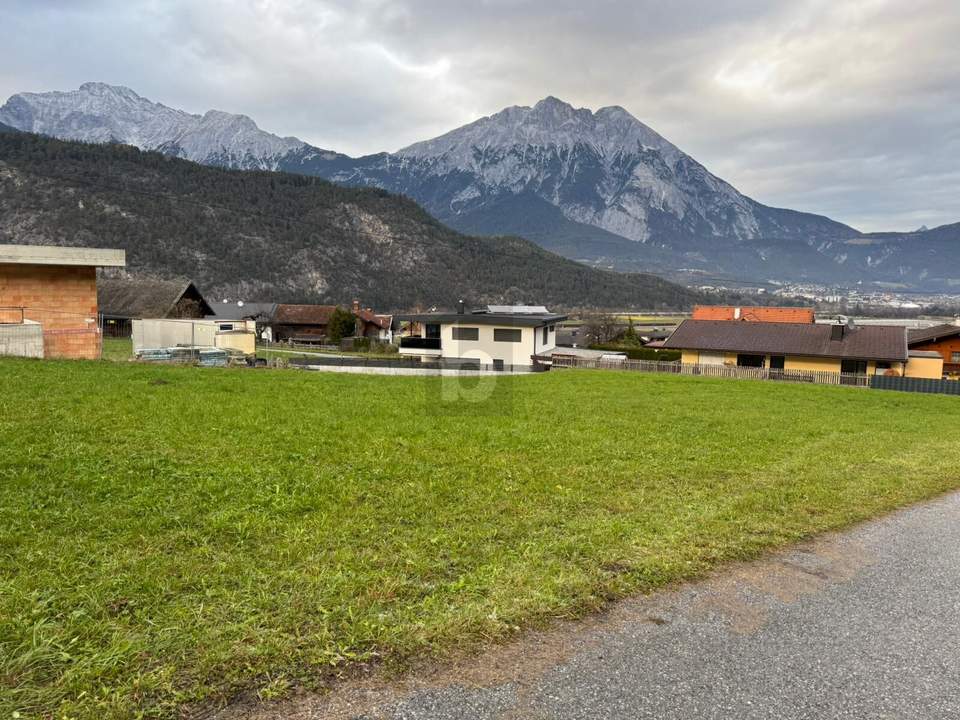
2,0,958,232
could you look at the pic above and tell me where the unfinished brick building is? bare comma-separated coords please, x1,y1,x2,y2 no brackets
0,244,126,359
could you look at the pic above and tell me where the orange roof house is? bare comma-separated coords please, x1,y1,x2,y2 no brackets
691,305,815,324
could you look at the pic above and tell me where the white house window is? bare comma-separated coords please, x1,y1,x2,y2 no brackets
452,327,479,341
494,328,522,343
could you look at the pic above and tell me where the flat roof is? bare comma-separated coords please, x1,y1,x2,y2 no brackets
0,244,126,267
398,311,567,327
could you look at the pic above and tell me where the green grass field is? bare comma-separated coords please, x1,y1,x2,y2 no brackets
1,359,957,719
99,336,133,362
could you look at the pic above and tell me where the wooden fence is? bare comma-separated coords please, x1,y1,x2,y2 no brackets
550,356,870,387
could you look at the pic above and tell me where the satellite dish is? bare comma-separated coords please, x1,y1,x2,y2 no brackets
237,301,244,307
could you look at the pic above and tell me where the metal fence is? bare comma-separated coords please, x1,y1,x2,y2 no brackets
550,355,870,387
0,306,102,360
258,340,342,354
871,375,960,395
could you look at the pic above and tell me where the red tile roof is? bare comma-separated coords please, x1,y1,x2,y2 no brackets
354,307,391,329
663,320,907,362
692,306,815,323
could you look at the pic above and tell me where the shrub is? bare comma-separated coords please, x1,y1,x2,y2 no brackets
589,343,681,361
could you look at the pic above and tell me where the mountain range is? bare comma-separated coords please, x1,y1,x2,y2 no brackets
0,129,701,310
2,83,958,290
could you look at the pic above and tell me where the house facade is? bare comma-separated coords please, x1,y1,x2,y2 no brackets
352,300,394,342
908,323,960,375
0,243,125,359
398,304,567,369
265,301,394,344
663,319,941,379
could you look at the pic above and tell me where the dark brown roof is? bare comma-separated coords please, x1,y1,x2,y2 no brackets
908,323,960,345
398,310,567,327
98,278,212,318
273,304,337,325
663,320,908,362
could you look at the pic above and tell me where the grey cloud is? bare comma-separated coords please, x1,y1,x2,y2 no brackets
1,0,957,231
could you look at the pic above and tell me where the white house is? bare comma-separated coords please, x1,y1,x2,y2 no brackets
398,304,567,369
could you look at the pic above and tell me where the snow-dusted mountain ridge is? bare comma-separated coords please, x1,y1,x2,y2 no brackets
4,83,958,288
0,82,303,169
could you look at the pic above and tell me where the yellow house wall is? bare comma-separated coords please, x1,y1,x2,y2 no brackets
905,356,943,379
675,350,908,375
215,331,256,355
782,356,842,372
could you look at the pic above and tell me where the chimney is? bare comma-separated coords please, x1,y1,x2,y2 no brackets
352,299,360,314
457,299,465,315
831,324,844,342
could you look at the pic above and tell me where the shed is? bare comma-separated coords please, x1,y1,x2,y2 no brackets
98,279,214,337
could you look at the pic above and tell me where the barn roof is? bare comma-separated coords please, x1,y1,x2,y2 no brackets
98,278,212,319
273,304,338,325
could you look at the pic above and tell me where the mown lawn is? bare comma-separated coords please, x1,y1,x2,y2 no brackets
1,359,957,718
99,336,132,362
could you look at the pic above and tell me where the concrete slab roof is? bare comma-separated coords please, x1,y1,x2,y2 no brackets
0,244,125,267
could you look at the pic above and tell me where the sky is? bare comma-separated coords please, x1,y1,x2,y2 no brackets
2,0,958,232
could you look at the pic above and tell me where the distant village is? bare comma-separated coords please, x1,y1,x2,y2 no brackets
3,242,960,398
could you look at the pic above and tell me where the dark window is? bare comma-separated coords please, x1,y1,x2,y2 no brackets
769,355,785,370
952,352,960,363
494,328,522,343
542,326,549,344
219,323,233,331
876,361,891,370
452,327,479,341
840,359,868,375
425,323,441,339
737,354,765,368
549,325,555,333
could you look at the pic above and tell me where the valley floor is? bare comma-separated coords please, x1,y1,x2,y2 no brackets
1,359,957,719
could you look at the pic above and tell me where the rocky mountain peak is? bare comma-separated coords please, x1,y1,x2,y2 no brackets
0,83,304,169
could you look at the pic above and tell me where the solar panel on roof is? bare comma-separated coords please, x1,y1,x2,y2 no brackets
485,305,551,314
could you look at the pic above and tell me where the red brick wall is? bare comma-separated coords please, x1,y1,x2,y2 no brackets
0,263,101,359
